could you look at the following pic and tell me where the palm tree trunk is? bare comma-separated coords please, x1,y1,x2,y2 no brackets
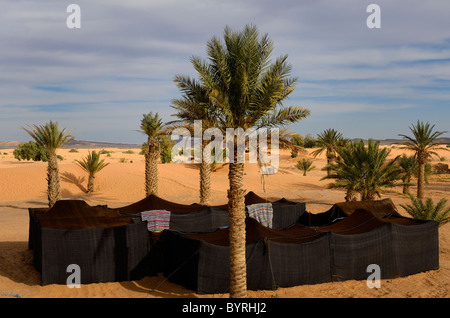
345,189,357,202
145,138,159,196
199,160,211,205
199,140,212,205
227,159,247,298
417,161,425,199
87,174,95,193
402,176,411,194
47,154,61,207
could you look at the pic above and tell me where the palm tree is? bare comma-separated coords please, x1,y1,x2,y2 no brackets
397,154,418,194
310,129,345,177
170,76,221,205
139,112,165,197
398,121,448,199
75,150,109,193
400,194,450,226
296,158,315,176
189,24,310,297
324,140,402,201
22,121,75,207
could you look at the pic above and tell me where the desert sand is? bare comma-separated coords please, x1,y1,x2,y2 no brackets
1,146,450,299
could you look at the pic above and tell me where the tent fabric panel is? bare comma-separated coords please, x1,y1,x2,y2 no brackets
38,222,153,286
196,240,275,294
271,202,306,230
162,230,201,291
391,221,439,276
169,207,229,233
196,242,230,294
329,224,398,281
268,235,332,287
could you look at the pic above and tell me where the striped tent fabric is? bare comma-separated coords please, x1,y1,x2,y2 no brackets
246,203,273,228
141,210,171,232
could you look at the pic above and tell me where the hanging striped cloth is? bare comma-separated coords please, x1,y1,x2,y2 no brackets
246,203,273,228
140,210,171,232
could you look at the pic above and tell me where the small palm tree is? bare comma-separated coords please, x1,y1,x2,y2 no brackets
296,158,315,176
22,121,75,207
397,154,418,194
75,150,109,193
400,194,450,226
398,121,448,199
139,112,165,197
310,129,345,177
324,140,402,201
170,76,221,205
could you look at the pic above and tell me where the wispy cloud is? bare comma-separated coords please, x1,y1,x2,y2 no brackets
0,0,449,143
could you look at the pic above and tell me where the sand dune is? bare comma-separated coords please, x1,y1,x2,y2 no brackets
1,146,450,298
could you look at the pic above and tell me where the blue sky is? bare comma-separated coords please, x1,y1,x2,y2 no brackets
1,0,449,144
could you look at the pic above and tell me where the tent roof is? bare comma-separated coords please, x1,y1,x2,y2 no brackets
330,198,401,218
181,217,325,246
35,200,134,229
115,194,207,214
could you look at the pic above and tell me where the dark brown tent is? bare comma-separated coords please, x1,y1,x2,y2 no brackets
28,200,155,286
299,198,401,227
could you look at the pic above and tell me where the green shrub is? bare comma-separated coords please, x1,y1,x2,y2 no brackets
69,148,79,153
13,141,48,162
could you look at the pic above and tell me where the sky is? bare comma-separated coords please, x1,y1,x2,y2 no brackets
1,0,450,145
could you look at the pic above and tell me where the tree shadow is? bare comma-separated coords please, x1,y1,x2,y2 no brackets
61,171,86,193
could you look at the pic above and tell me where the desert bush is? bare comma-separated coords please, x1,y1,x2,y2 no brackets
13,141,48,162
69,148,79,153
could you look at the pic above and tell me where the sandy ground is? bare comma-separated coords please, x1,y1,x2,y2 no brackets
1,146,450,299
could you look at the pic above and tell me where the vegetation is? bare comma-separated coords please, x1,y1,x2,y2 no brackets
303,134,317,148
22,121,75,207
310,129,346,177
296,158,315,176
139,112,166,197
400,194,450,226
170,76,221,204
75,150,109,193
13,141,49,162
398,121,448,199
397,154,418,194
323,139,402,201
184,24,310,297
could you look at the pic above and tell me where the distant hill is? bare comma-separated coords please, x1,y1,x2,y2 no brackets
352,138,450,145
0,140,141,150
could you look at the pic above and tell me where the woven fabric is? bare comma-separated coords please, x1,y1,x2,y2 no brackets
141,210,171,232
246,203,273,228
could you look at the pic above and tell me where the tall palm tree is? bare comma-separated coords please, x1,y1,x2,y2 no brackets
397,154,418,194
139,112,165,197
324,140,402,201
398,121,448,199
170,76,221,205
310,128,344,177
189,24,310,297
22,121,75,207
75,150,109,193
